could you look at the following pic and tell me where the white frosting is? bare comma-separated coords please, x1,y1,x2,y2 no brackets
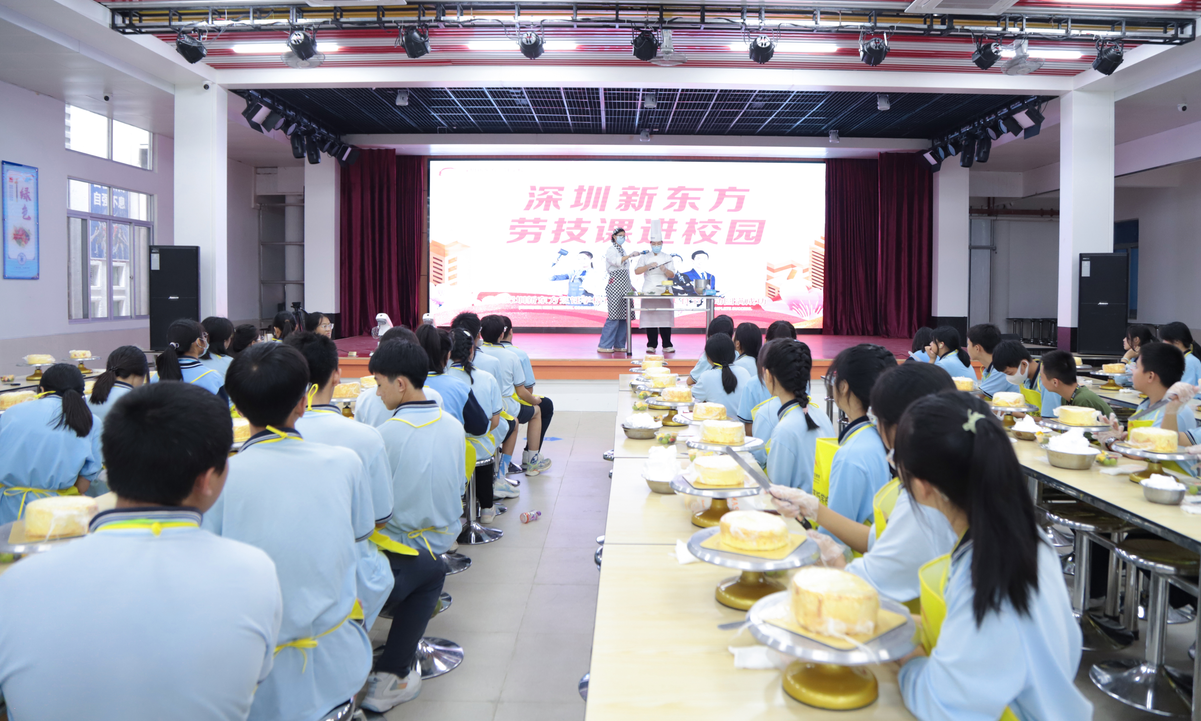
1012,415,1042,433
624,413,662,429
644,446,679,481
1046,429,1095,454
1142,474,1186,491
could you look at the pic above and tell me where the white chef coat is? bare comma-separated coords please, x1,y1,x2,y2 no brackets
635,251,675,328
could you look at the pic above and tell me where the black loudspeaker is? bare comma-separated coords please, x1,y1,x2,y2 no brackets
149,246,200,351
1078,252,1128,355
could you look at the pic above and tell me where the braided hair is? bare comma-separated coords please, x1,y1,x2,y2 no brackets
450,327,476,381
759,339,818,430
704,333,739,394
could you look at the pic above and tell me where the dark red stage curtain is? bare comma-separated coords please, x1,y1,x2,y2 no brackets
339,152,426,336
822,152,932,338
823,159,879,335
876,152,933,338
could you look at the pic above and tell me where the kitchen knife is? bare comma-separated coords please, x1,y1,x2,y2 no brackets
722,447,812,530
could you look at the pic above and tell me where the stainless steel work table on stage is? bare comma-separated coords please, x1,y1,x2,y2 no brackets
622,294,720,356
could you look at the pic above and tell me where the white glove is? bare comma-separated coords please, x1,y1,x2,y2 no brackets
1094,413,1126,445
1166,382,1199,410
807,530,849,569
1187,445,1201,457
768,484,819,522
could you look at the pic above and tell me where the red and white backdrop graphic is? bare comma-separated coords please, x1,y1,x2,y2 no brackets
428,159,826,329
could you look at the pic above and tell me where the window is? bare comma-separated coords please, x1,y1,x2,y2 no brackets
68,180,152,321
65,106,152,170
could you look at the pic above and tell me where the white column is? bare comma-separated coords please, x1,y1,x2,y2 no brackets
931,159,971,324
304,160,341,313
1058,89,1115,348
173,84,228,318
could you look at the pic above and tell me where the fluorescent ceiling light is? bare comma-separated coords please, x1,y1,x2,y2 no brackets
1000,48,1083,60
232,42,340,54
466,40,577,50
726,42,839,53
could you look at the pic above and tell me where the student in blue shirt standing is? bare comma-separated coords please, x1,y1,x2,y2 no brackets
761,339,835,491
691,333,751,420
156,318,228,403
88,345,149,434
894,393,1091,721
0,364,102,524
924,325,975,381
1160,322,1201,387
967,323,1019,398
203,343,375,721
0,382,283,721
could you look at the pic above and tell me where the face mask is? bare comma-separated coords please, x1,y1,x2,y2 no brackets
199,340,210,356
1005,361,1028,387
615,235,626,245
651,245,663,254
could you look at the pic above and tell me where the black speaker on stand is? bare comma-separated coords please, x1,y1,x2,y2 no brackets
149,246,200,351
1077,252,1128,355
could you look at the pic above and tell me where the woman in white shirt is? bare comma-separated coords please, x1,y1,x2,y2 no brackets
597,228,644,354
633,238,676,353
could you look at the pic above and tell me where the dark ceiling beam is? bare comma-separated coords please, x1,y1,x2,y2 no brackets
725,90,759,134
482,88,514,132
755,91,798,134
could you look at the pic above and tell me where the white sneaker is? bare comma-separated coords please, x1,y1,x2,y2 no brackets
361,668,422,712
480,507,497,524
663,345,675,353
492,480,520,499
523,450,552,476
597,347,614,353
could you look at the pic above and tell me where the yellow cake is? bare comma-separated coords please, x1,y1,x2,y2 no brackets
0,391,36,410
650,373,679,389
332,382,361,399
1058,406,1101,426
641,359,665,370
84,381,95,395
1129,426,1179,453
693,402,728,421
23,496,98,539
719,510,789,551
1074,356,1084,366
359,376,378,389
68,350,91,359
643,366,672,377
1103,363,1127,374
24,354,54,365
992,392,1025,408
644,354,663,362
232,418,252,444
791,567,880,637
701,420,745,445
953,377,976,392
693,455,746,487
660,387,692,403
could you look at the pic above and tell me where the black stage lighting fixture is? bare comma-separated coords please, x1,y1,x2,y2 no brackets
1014,106,1045,139
320,137,338,154
260,110,286,133
972,41,1001,70
975,134,992,163
632,30,659,61
923,147,944,172
749,36,775,65
305,136,322,165
402,25,431,59
290,132,306,159
1001,115,1023,136
288,30,317,61
959,136,978,168
519,32,544,59
986,117,1008,140
1093,40,1124,76
175,33,207,64
338,147,361,167
947,138,964,156
859,35,889,66
241,100,271,133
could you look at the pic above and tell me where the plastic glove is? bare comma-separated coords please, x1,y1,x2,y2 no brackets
768,484,819,521
1187,445,1201,456
1165,382,1199,410
807,530,849,569
1094,413,1126,445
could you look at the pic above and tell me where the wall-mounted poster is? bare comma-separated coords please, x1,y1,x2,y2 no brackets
3,161,38,280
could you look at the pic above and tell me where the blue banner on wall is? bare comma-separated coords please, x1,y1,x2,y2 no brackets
3,161,38,280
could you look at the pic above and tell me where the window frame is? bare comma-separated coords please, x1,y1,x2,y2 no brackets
64,105,154,171
67,179,154,323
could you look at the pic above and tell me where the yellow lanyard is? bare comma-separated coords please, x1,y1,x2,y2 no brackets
368,530,418,556
35,391,55,398
407,526,451,559
306,384,319,411
274,599,365,673
388,409,443,429
1,485,80,519
241,426,304,450
95,519,199,536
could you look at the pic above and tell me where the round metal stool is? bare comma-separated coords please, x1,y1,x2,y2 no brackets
1040,503,1133,651
602,450,615,461
1090,538,1199,717
595,545,602,570
495,503,507,516
579,672,589,700
459,455,503,545
441,552,472,575
416,591,463,679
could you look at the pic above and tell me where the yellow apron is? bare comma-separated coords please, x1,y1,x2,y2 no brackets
872,479,902,540
274,599,365,673
813,423,876,518
918,552,1019,721
368,530,418,557
0,485,80,520
1019,380,1043,414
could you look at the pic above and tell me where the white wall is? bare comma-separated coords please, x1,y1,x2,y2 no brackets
0,79,173,372
227,159,259,325
988,219,1059,328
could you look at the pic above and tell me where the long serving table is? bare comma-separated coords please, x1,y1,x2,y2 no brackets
622,294,720,356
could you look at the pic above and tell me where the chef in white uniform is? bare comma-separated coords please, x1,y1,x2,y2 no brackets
634,221,677,354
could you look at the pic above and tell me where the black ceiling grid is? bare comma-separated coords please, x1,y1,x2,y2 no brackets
264,88,1041,139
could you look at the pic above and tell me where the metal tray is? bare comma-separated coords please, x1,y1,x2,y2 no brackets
1112,443,1195,463
989,404,1038,415
687,436,765,453
686,526,819,573
1037,419,1112,433
0,521,82,555
670,474,762,499
747,592,917,665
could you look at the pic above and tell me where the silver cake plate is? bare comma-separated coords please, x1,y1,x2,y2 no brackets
989,404,1038,415
1112,443,1196,463
688,436,765,453
686,526,819,573
747,591,917,665
670,474,762,499
1037,418,1113,434
0,521,83,555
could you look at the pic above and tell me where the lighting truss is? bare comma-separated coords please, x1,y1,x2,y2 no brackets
232,89,360,165
923,96,1048,172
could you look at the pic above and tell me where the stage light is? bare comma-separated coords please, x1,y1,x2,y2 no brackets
972,40,1001,70
639,129,651,142
402,25,431,59
395,89,409,106
287,30,317,61
959,136,978,168
519,31,544,59
643,93,658,110
1013,105,1045,138
923,147,944,172
748,36,775,64
986,117,1008,140
290,132,306,159
1093,40,1124,75
947,138,964,156
232,42,339,54
175,33,207,64
241,100,272,133
632,30,659,62
859,35,889,66
260,110,286,133
975,134,992,163
1001,115,1024,136
829,129,840,144
320,137,338,154
338,146,361,167
305,136,322,165
877,93,890,111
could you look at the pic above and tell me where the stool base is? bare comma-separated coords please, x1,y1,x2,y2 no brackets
579,672,590,701
441,552,472,575
1090,659,1191,717
494,503,507,516
782,662,878,710
437,592,452,614
603,450,615,461
416,637,464,680
458,521,503,545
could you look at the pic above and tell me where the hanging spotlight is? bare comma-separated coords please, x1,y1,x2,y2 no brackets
975,134,992,163
287,30,317,61
175,32,207,64
947,138,964,156
972,40,1002,70
986,117,1008,140
305,136,322,165
748,36,775,65
401,24,431,59
241,100,272,133
922,147,943,172
829,129,840,144
290,132,306,159
260,110,286,133
877,94,890,111
395,89,410,107
859,34,889,67
338,146,361,167
519,31,544,60
959,136,978,168
643,93,658,110
1093,40,1124,76
1001,115,1024,137
632,29,659,62
1013,105,1045,138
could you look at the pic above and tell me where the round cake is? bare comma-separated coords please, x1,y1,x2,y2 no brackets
692,455,745,487
693,402,728,420
332,382,361,399
232,418,252,444
660,387,692,403
719,510,789,551
701,420,745,445
991,391,1024,408
24,354,54,365
0,391,36,411
650,373,679,389
23,495,98,539
644,354,664,363
791,567,879,637
952,377,976,392
1057,406,1101,426
1102,363,1127,374
641,359,665,370
359,376,378,389
1129,426,1179,453
69,350,91,359
643,367,672,377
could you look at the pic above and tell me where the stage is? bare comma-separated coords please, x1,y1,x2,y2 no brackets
334,332,913,380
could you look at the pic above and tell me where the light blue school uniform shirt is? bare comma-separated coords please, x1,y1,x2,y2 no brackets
978,364,1019,398
0,508,283,721
766,398,836,491
202,430,375,721
748,395,781,466
933,351,975,382
848,489,958,603
737,377,772,425
1183,351,1201,387
449,365,504,457
689,356,713,382
425,372,473,425
0,396,103,524
295,403,395,628
199,352,234,378
178,357,226,397
471,349,503,390
502,341,537,388
692,364,751,421
355,386,442,428
377,401,467,557
88,380,135,436
910,349,930,363
824,419,891,528
733,352,758,379
899,539,1091,721
479,343,526,418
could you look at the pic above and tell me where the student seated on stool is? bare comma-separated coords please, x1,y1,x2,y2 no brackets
1039,350,1113,418
0,382,283,721
355,326,443,427
967,323,1018,398
480,315,550,477
499,315,555,476
204,343,376,721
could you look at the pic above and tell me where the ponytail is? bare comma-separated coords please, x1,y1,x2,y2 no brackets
416,324,447,374
450,327,476,381
932,325,971,367
894,392,1038,626
760,339,819,430
201,316,234,358
734,322,763,360
157,319,204,381
705,333,739,394
39,364,93,438
272,311,296,341
228,324,258,355
91,345,149,405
